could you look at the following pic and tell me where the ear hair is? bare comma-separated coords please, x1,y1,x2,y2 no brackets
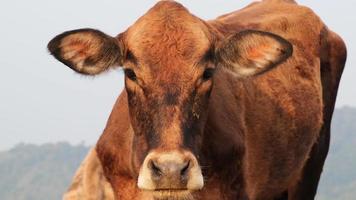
48,29,125,75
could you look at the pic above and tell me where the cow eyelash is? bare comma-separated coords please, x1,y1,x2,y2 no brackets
124,68,137,81
202,68,215,81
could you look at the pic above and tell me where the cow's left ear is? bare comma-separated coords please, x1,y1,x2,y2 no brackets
48,28,124,75
215,30,293,77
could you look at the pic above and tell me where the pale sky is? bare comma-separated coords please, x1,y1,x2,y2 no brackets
0,0,355,150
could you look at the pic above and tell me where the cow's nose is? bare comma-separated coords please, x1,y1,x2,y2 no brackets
149,159,190,184
137,151,204,191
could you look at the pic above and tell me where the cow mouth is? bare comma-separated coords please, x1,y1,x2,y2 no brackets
150,189,193,200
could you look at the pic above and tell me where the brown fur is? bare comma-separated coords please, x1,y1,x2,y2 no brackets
60,0,346,199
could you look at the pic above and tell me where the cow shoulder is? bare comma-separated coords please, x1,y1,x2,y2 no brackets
63,148,115,200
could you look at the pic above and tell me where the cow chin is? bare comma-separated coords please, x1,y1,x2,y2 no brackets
150,190,194,200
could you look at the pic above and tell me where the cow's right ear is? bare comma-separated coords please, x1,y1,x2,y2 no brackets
47,29,125,75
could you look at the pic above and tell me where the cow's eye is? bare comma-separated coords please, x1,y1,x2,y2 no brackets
124,69,137,81
202,68,215,81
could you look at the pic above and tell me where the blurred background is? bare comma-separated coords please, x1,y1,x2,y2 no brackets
0,0,355,199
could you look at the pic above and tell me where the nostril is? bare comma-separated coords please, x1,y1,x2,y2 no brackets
149,160,162,177
180,161,190,177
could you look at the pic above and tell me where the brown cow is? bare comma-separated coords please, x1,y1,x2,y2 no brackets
49,0,346,199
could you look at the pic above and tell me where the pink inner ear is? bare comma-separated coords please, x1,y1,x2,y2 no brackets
246,43,270,60
62,39,92,61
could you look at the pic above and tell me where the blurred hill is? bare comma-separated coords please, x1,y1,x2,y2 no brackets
0,107,355,200
0,142,89,200
317,106,356,200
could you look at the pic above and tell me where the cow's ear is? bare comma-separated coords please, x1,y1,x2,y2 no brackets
48,29,124,75
215,30,292,77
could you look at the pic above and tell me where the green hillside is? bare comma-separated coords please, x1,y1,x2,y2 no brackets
0,107,355,200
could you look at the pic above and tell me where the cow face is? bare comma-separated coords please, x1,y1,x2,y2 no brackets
48,1,292,199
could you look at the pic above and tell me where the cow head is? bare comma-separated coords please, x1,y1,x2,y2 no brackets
48,1,292,199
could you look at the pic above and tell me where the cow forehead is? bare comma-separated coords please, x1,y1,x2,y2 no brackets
125,1,211,69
